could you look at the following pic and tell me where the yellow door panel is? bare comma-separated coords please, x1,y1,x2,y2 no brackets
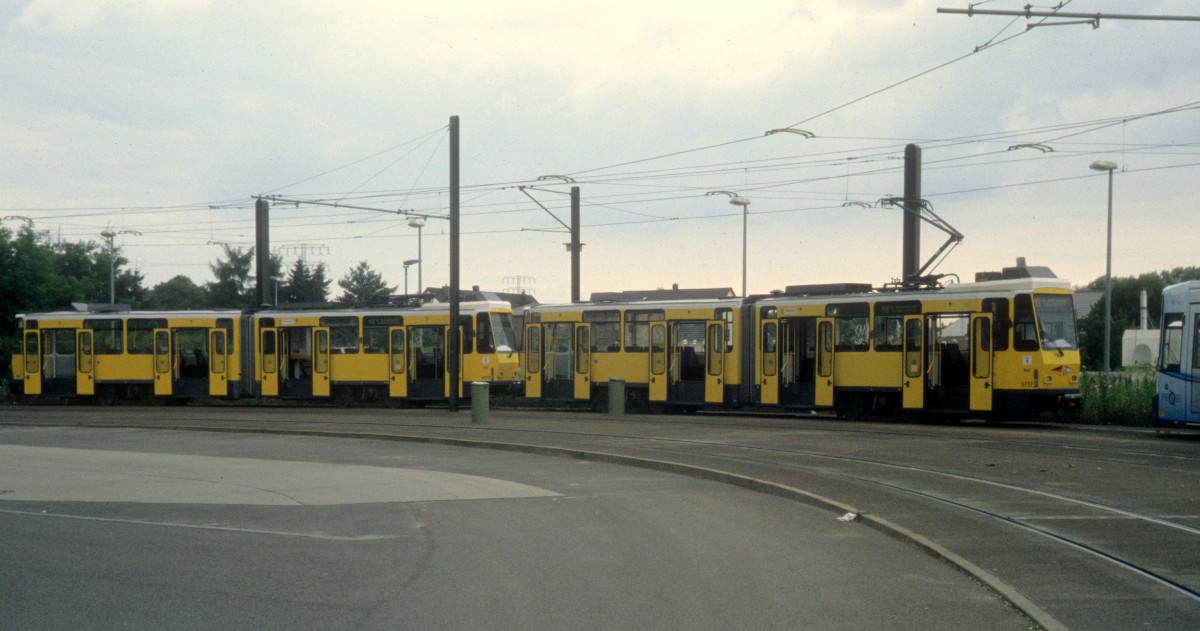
760,319,779,405
76,330,94,396
902,316,924,410
648,323,667,402
260,327,279,397
524,324,542,399
153,329,172,397
574,324,591,400
209,329,228,397
388,326,408,399
705,320,725,404
23,331,42,396
970,314,994,412
815,318,835,407
313,327,331,397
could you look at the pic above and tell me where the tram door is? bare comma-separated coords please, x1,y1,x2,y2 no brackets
173,329,211,398
388,326,408,399
970,314,993,411
76,330,95,396
815,318,835,407
523,324,542,399
260,327,279,397
705,320,725,404
312,327,331,398
1192,307,1200,419
574,323,592,400
542,323,574,400
902,316,924,410
409,326,447,399
22,331,42,395
649,322,667,402
153,329,172,396
759,319,779,405
209,329,228,397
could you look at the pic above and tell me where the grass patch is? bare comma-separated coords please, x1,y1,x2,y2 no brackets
1055,369,1156,426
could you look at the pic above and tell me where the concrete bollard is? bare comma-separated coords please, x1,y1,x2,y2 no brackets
608,377,625,416
471,382,489,424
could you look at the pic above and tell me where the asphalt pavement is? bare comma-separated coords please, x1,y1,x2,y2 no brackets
0,424,1029,630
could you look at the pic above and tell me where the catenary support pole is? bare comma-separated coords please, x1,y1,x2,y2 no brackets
449,115,461,412
902,144,922,288
255,198,270,307
571,186,580,303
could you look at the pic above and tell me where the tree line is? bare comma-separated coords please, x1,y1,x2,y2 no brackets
0,223,394,382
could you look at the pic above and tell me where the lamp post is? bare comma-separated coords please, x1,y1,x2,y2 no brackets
1090,160,1118,372
706,191,751,297
408,217,425,294
403,259,419,295
100,228,141,304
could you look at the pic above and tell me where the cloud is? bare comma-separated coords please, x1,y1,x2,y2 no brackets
15,0,210,33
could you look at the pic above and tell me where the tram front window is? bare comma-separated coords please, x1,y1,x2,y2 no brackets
1033,294,1078,351
491,312,516,354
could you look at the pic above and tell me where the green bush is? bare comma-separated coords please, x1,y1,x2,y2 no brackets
1074,370,1156,426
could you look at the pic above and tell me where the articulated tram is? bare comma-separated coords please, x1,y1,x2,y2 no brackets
1155,280,1200,430
523,264,1081,419
12,298,520,406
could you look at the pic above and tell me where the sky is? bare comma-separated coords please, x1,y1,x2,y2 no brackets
2,0,1197,304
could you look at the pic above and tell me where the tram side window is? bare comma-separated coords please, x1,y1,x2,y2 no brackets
363,316,402,354
1013,294,1039,351
624,310,664,352
983,298,1010,352
584,310,621,352
873,317,904,352
1193,316,1200,370
830,303,870,352
1159,313,1183,372
362,325,389,354
126,319,165,354
319,316,360,354
85,319,123,354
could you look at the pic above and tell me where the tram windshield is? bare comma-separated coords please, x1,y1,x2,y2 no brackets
1033,294,1078,351
491,312,516,354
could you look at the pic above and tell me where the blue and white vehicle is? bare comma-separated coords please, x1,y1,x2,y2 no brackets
1156,280,1200,431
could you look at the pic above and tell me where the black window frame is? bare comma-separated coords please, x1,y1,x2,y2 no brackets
623,309,665,352
127,318,167,354
84,318,124,355
584,310,621,353
828,302,870,352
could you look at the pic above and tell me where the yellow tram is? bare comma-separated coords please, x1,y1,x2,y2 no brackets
13,297,521,406
754,273,1080,418
249,298,520,405
523,299,746,409
523,264,1081,419
13,306,244,404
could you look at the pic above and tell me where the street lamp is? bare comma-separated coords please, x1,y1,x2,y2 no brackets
408,217,426,294
402,259,419,295
100,228,141,304
1090,160,1118,372
706,191,751,297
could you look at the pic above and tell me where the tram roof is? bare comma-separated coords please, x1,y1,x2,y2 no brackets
17,308,244,320
528,297,746,313
252,299,512,319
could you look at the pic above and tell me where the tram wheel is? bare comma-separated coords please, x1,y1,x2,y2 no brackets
95,386,117,407
837,395,868,421
333,387,354,408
